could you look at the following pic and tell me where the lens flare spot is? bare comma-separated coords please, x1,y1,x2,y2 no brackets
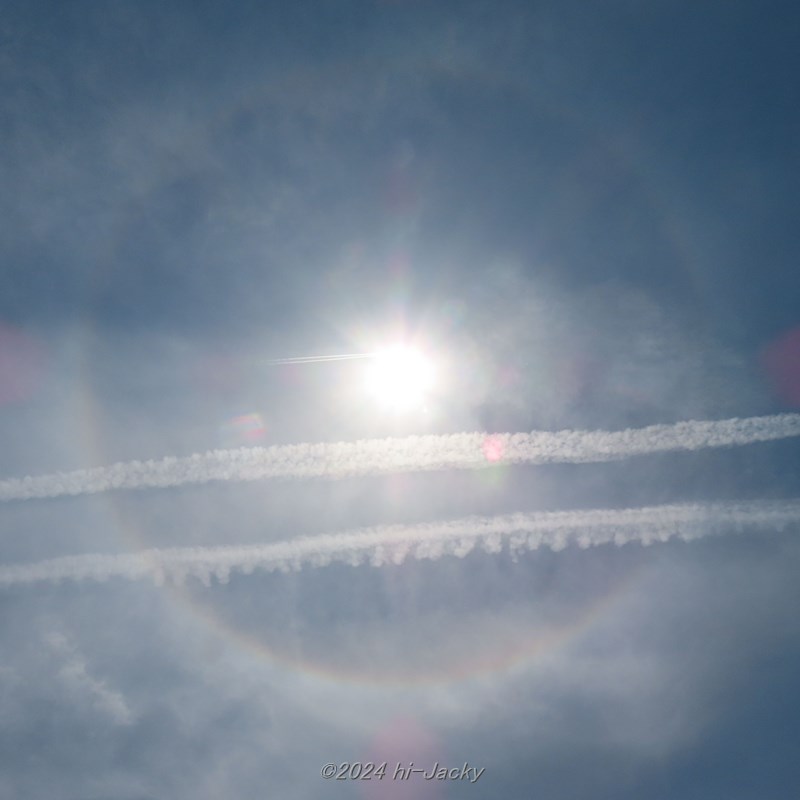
482,434,505,463
362,716,443,799
220,413,266,447
0,322,47,406
762,326,800,407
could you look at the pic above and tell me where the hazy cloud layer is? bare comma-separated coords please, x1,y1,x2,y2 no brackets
2,2,799,799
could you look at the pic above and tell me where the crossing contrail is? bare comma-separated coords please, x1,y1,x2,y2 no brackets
1,499,798,588
1,413,799,503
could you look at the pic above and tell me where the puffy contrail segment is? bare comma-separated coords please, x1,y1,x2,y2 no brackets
1,500,798,588
2,413,800,503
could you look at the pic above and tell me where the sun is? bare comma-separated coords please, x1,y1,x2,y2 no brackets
365,346,435,412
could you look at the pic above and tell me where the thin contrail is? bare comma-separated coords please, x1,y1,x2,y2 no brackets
260,352,377,365
1,499,798,588
1,413,799,503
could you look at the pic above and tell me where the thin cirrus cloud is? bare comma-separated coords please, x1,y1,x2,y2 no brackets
2,499,799,589
1,413,799,503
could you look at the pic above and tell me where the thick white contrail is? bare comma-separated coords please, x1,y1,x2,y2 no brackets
1,499,798,588
1,413,799,503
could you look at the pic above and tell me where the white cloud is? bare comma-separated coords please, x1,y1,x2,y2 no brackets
45,631,134,726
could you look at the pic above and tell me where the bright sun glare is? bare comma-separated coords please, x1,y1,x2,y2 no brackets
365,346,435,411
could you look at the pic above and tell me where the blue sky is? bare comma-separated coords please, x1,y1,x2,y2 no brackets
1,2,799,798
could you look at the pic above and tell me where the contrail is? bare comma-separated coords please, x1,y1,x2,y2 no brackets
260,352,377,365
1,413,799,503
1,499,798,588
